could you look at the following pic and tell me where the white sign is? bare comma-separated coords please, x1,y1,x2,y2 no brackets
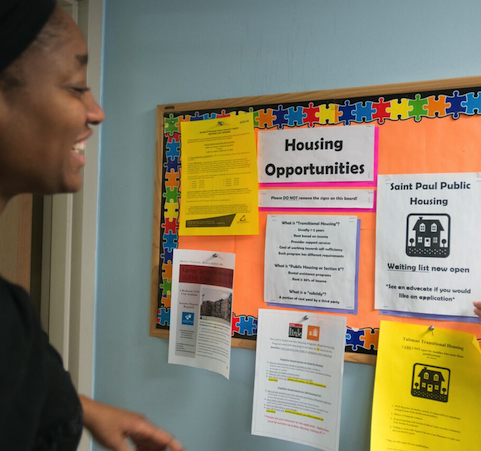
375,173,481,316
252,309,346,451
259,189,374,209
258,125,376,183
168,249,235,379
265,215,358,310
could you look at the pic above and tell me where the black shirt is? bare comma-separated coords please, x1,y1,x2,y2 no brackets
0,275,82,450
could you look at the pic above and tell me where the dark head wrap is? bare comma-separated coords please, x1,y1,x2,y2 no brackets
0,0,57,74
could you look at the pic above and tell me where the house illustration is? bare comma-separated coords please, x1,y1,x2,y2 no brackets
412,217,444,249
406,214,450,258
411,363,450,403
417,367,445,395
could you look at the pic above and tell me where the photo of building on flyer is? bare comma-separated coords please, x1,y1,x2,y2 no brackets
200,287,232,324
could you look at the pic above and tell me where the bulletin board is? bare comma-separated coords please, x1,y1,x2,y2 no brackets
150,76,481,365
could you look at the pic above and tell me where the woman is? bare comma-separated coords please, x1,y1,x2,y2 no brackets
474,301,481,318
0,1,184,450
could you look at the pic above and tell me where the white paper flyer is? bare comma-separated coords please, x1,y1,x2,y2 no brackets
264,215,359,311
258,188,374,210
375,173,481,317
257,125,376,184
168,249,235,379
252,309,346,451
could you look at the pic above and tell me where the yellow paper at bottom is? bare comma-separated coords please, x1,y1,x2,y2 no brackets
372,321,481,451
178,113,259,236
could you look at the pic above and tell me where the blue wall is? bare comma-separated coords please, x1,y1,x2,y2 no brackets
95,1,481,450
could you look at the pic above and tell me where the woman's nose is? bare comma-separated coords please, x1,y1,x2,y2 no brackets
86,91,105,125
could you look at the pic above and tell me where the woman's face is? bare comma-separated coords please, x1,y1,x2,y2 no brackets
0,9,104,198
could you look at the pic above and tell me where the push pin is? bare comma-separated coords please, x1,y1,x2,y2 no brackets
428,325,435,332
218,121,224,126
303,315,309,321
205,253,220,263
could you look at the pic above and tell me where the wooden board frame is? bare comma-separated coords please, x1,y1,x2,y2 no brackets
150,75,481,366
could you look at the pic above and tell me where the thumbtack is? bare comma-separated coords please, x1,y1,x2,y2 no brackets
303,315,309,321
212,253,218,258
218,121,224,126
428,325,435,331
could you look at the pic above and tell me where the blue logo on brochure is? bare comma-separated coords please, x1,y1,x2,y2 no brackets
182,312,195,326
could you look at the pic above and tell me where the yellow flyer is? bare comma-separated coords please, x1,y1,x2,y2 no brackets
371,320,481,451
179,113,259,236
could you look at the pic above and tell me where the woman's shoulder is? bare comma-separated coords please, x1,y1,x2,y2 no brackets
0,274,43,352
0,275,51,447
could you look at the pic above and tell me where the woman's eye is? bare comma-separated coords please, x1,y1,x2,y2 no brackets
71,87,91,95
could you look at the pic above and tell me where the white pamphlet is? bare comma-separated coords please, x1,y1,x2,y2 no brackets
252,309,346,451
168,249,235,378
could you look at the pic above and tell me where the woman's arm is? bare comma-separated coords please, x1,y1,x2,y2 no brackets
79,395,185,451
